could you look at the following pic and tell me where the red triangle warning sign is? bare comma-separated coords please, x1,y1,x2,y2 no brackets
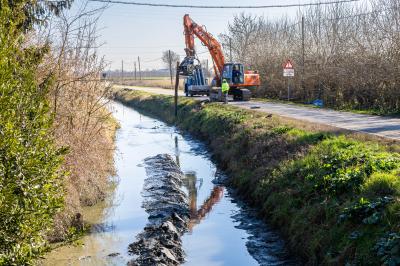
284,60,293,69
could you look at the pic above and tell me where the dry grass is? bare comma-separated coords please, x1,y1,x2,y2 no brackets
112,78,184,90
33,5,120,242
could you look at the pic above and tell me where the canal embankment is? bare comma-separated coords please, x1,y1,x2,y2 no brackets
113,88,400,265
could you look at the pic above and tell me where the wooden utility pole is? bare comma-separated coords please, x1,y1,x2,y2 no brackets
174,136,180,166
229,37,232,62
134,61,137,80
301,16,305,98
206,59,209,81
168,50,174,89
138,56,142,80
121,60,124,82
174,61,180,117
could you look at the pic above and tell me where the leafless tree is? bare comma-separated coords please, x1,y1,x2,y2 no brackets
223,0,400,113
220,12,264,64
162,50,180,72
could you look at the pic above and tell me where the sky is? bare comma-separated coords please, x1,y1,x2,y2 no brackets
72,0,364,71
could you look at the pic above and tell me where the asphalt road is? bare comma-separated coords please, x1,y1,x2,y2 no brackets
116,85,400,141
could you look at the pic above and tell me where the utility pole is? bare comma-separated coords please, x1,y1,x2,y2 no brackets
206,59,209,82
121,60,124,82
134,61,137,80
317,13,321,99
174,61,180,117
168,50,173,89
229,37,232,62
301,16,305,99
138,56,142,80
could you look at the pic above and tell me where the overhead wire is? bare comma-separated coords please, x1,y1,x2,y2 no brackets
84,0,366,68
88,0,361,9
142,57,163,62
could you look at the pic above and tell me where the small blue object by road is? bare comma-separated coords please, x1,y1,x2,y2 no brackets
311,99,323,107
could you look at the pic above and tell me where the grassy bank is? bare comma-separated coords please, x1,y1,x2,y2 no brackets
114,89,400,265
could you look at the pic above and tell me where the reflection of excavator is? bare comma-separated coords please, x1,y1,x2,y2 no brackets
178,14,260,101
182,172,224,232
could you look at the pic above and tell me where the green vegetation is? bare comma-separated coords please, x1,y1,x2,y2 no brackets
0,4,66,264
114,89,400,265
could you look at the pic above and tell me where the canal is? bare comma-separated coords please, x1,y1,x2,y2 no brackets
44,101,298,265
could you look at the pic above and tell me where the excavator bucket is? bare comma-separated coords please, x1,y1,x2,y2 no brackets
178,56,195,76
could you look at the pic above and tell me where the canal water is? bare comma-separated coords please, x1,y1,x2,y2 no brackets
44,101,298,266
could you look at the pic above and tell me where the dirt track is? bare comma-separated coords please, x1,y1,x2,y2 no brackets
115,85,400,141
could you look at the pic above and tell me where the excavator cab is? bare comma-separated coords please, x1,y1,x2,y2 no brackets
222,63,245,86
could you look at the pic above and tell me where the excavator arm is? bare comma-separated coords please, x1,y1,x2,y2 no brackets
183,14,225,83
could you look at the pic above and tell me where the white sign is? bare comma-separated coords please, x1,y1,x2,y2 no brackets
283,59,294,77
283,68,294,77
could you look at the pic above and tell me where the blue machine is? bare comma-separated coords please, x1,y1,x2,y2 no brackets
184,65,210,97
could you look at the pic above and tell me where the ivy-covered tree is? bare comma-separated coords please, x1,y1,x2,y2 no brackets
0,2,66,264
1,0,73,29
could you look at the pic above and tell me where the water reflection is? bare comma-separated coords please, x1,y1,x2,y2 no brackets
175,133,225,233
181,171,224,232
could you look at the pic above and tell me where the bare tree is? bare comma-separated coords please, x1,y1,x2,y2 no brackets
162,50,180,72
223,0,400,113
219,12,263,64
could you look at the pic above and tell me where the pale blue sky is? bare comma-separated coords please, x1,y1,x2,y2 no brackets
80,0,364,71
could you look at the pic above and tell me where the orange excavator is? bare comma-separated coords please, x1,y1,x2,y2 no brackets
178,14,260,101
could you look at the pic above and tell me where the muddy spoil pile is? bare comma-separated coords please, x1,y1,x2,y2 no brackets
128,154,189,266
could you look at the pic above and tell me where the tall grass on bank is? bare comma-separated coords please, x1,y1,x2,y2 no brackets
114,89,400,265
36,3,118,242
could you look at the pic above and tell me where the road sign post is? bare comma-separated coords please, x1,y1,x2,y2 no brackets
283,60,294,101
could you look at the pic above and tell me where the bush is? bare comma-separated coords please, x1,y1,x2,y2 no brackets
0,6,64,264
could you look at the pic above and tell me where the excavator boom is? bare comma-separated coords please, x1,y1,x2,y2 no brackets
183,14,225,82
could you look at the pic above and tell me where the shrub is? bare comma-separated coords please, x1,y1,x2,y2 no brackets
0,5,64,264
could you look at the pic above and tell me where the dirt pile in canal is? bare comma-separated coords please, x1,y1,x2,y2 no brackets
128,154,190,266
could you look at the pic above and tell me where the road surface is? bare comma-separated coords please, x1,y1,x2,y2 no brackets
116,85,400,141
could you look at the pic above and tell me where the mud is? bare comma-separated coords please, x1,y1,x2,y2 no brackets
230,197,300,266
128,154,190,266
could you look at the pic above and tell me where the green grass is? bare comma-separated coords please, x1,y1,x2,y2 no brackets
114,89,400,265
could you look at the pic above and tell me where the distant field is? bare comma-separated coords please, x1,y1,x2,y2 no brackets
110,77,184,90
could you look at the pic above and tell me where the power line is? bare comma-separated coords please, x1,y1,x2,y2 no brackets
325,7,395,21
88,0,361,9
142,57,162,62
